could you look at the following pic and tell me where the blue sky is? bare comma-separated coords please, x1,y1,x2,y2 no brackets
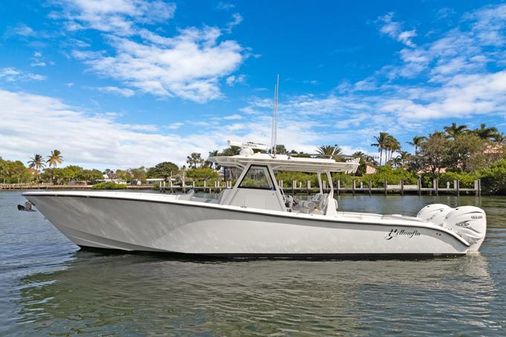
0,0,505,168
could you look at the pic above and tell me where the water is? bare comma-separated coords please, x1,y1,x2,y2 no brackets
1,191,505,336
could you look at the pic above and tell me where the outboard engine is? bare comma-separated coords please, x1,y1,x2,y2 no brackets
418,204,487,252
443,206,487,252
417,204,453,226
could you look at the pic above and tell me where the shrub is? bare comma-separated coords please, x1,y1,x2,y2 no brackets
361,166,417,186
439,171,478,188
92,182,127,190
480,159,506,195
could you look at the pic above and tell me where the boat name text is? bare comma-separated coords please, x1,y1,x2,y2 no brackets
385,228,421,240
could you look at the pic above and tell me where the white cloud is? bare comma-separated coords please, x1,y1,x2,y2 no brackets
73,27,244,102
344,3,506,127
383,71,506,120
167,122,183,130
59,0,176,35
225,74,245,86
98,86,135,97
0,89,371,168
30,52,48,67
216,2,235,10
0,67,46,82
55,0,246,102
378,13,417,47
5,23,36,37
467,4,506,46
225,13,243,33
223,114,242,120
0,89,218,167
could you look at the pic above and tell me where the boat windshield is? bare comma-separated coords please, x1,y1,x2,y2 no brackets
238,165,274,190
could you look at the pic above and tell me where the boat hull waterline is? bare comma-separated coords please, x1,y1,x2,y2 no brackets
24,191,480,257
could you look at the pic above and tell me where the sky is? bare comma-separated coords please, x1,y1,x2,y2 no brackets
0,0,505,168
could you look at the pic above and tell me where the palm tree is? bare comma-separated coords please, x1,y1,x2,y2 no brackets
371,132,388,165
47,149,63,168
392,151,412,168
407,136,427,154
316,145,342,159
474,123,501,141
352,151,375,162
28,154,46,180
384,135,401,163
443,123,468,139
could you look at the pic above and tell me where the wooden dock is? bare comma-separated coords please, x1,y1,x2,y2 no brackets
2,178,481,196
159,178,482,196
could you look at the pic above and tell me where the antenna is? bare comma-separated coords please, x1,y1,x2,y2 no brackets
271,74,279,155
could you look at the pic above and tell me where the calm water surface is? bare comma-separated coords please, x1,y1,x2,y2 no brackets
1,191,505,336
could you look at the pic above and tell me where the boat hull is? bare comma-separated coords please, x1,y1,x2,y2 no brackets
24,192,471,257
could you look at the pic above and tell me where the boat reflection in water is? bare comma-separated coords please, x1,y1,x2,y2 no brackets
15,251,497,336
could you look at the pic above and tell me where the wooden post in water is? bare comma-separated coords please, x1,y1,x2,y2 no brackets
434,178,439,196
368,181,372,196
474,179,482,197
352,179,356,196
417,177,422,196
456,180,460,197
384,180,388,196
400,180,404,196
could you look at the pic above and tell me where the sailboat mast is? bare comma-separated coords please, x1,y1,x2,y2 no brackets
271,74,279,155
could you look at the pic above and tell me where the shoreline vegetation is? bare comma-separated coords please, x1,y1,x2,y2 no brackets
1,123,505,195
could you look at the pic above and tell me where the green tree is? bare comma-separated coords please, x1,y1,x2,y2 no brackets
78,169,103,184
47,149,63,168
115,169,132,182
480,158,506,194
219,146,241,156
391,151,412,169
384,135,401,163
371,132,390,165
407,136,427,154
0,158,32,183
129,167,147,182
28,154,46,172
447,134,485,172
444,123,468,139
473,123,501,142
275,144,288,155
186,152,204,169
147,162,179,179
416,133,450,176
352,151,376,163
186,167,219,180
316,145,342,159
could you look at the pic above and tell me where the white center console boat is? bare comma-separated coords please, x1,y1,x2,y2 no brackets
23,143,487,258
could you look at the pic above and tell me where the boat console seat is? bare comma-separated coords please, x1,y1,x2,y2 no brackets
289,193,329,214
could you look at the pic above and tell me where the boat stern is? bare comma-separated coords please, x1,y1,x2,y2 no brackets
417,204,487,252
